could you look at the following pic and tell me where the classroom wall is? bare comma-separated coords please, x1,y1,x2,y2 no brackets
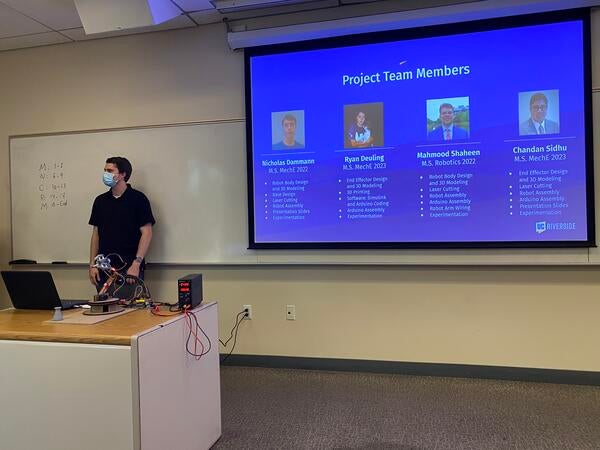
1,13,600,371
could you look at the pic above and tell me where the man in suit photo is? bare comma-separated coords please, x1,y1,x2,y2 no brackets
519,92,559,136
427,103,469,142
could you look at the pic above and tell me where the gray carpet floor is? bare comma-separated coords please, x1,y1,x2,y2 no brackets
213,366,600,449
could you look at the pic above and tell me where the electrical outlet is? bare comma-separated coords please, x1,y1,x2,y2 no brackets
243,304,252,320
286,304,296,320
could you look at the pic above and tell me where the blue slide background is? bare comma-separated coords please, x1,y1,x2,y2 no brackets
249,20,589,244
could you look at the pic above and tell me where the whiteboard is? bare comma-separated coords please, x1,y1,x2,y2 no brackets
10,121,258,264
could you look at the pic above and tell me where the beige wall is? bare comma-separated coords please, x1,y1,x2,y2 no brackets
1,20,600,371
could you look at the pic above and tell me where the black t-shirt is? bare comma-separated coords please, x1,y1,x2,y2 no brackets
89,185,155,264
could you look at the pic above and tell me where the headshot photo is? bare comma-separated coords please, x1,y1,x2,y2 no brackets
518,90,560,136
343,102,384,149
426,97,470,142
271,110,305,150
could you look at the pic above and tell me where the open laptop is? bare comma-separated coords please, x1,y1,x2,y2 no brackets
1,271,88,310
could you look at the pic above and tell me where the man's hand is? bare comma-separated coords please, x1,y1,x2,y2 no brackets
126,262,141,284
89,267,100,286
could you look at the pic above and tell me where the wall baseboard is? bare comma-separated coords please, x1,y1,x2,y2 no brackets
220,354,600,386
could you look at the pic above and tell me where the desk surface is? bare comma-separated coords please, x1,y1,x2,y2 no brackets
0,308,178,345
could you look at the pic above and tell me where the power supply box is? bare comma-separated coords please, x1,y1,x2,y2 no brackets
178,274,203,310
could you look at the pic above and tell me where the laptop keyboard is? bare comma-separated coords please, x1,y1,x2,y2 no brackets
60,299,88,309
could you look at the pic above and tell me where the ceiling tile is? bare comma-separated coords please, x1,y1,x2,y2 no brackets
172,0,215,12
189,9,224,25
0,2,52,38
0,30,70,51
61,14,196,41
0,0,82,30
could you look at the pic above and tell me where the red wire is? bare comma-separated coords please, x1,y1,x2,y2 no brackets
184,309,205,359
150,304,181,316
188,310,205,359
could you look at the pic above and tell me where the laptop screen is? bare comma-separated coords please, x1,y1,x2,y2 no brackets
1,271,63,310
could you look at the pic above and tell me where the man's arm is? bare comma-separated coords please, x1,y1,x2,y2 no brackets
135,223,153,261
89,226,100,286
126,224,153,279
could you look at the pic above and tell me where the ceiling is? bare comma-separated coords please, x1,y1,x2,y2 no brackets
0,0,481,52
0,0,597,52
0,0,226,52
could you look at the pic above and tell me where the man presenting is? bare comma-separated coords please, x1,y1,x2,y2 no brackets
89,157,155,291
428,103,469,142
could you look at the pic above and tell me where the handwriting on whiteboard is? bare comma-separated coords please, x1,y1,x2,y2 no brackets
38,161,67,210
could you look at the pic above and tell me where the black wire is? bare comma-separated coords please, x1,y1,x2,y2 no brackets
191,311,212,356
182,309,247,361
95,253,152,307
219,311,246,347
102,270,151,305
185,316,202,357
220,311,247,364
105,253,127,271
185,310,211,358
122,274,151,301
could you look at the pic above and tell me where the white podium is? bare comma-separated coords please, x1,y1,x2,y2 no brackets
0,302,221,450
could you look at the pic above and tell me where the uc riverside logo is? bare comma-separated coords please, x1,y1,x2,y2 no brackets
535,221,576,234
535,222,546,234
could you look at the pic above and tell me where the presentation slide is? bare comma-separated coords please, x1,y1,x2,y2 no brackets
246,13,593,248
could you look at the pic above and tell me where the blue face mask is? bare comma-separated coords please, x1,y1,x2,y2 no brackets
103,171,117,187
